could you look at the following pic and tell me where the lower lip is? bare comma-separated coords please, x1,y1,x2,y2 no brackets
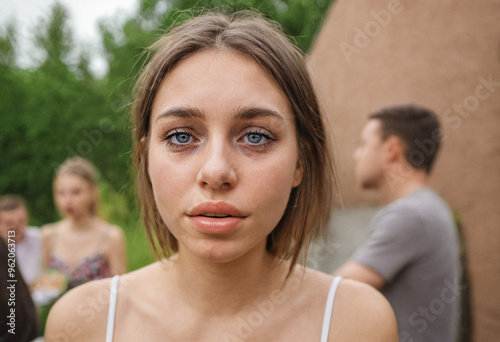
188,216,244,234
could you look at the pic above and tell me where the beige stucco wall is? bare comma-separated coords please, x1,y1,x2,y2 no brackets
307,0,500,340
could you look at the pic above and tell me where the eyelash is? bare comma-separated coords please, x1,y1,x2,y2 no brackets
162,128,277,150
163,129,194,148
241,128,276,150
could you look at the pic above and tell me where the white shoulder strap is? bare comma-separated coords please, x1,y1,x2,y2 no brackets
320,276,343,342
106,275,120,342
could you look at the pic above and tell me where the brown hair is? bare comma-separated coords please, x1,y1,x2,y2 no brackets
55,157,99,215
0,195,26,212
369,104,442,173
132,11,335,269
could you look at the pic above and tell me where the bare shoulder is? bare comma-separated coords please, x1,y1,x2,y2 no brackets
45,277,113,342
291,268,396,341
45,262,164,340
332,278,398,341
40,222,58,236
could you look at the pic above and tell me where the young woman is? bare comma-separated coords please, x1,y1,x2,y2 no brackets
41,157,126,290
46,11,397,341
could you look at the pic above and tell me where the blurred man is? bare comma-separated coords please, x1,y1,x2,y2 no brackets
335,104,461,342
0,195,41,287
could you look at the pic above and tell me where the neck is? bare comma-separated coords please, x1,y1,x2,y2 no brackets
169,243,289,316
378,167,429,205
66,214,95,231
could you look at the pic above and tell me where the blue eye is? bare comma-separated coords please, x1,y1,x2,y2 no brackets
246,133,265,144
242,129,276,148
165,130,193,146
172,133,191,144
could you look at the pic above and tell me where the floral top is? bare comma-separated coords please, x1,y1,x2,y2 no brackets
48,228,111,290
48,252,111,290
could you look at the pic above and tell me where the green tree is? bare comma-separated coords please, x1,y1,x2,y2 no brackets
1,0,335,226
0,22,16,67
0,3,131,225
33,2,73,76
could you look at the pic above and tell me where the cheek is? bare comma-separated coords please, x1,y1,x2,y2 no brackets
18,217,27,227
361,148,375,166
147,149,191,208
243,154,298,217
55,195,68,208
359,150,370,169
84,193,94,205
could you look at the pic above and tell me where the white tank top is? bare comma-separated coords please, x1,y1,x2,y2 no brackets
105,275,343,342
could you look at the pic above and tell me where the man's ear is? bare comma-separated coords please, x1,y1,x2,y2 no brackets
292,157,304,188
385,135,404,163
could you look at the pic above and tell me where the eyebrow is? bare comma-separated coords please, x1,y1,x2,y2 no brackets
155,106,286,124
155,107,204,123
232,107,285,123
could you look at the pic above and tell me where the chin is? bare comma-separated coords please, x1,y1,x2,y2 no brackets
184,240,258,264
360,177,380,189
360,182,374,190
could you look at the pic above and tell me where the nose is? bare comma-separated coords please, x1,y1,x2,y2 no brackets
197,139,237,191
60,195,72,208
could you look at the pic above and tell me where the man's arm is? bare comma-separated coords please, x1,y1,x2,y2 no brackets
336,206,423,290
334,261,386,290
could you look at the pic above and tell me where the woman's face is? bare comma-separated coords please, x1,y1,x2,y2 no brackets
54,174,96,219
147,49,303,263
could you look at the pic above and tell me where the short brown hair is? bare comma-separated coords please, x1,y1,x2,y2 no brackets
0,195,26,212
132,11,335,269
55,157,99,215
370,104,442,173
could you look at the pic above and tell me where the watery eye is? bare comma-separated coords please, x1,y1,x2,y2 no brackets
170,132,192,145
245,133,266,144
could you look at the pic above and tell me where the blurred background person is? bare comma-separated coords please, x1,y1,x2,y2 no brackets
41,156,126,290
335,104,461,342
0,195,41,288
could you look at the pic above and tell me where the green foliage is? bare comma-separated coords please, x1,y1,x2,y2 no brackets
0,0,334,270
34,2,73,74
99,181,154,270
0,22,16,66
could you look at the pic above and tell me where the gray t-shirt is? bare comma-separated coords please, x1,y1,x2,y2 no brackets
353,188,460,342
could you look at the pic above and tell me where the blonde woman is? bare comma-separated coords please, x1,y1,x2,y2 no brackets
41,157,126,290
46,12,397,341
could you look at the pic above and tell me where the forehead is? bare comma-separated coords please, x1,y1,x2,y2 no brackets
150,49,292,122
362,119,382,139
0,207,26,221
55,174,91,188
